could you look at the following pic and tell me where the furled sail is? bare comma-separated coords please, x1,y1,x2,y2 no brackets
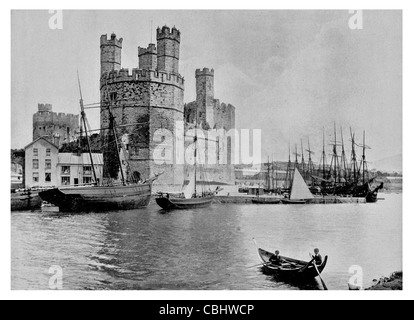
290,168,314,200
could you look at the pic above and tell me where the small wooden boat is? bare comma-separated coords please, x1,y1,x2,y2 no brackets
252,198,281,204
281,199,306,204
156,194,215,210
257,248,328,280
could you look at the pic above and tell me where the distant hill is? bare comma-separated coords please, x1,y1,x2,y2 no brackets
371,153,402,173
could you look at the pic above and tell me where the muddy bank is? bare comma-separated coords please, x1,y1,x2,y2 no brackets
366,271,402,290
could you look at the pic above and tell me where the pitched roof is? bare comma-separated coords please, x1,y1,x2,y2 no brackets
24,137,59,150
58,153,104,165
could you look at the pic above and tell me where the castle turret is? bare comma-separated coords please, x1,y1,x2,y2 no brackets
100,33,123,76
196,68,215,127
138,43,157,70
156,26,180,74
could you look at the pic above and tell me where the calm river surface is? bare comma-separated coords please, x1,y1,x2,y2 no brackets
11,193,402,290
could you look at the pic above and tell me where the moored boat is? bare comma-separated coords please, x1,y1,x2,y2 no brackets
252,198,281,204
40,74,160,213
156,194,215,210
282,168,314,204
156,100,218,211
280,199,306,204
11,190,42,211
40,182,154,212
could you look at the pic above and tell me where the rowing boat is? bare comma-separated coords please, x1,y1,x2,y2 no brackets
257,248,328,280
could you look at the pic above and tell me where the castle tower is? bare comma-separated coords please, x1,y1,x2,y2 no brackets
100,33,123,76
196,68,215,128
156,26,180,74
33,103,80,148
138,43,157,70
99,26,185,189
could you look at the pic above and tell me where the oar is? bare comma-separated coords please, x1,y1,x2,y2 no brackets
247,262,271,269
309,253,328,290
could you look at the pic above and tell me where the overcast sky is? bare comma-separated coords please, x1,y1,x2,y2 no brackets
11,10,402,163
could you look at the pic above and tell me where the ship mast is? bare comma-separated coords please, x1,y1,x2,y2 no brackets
267,156,271,191
77,72,98,185
285,143,292,189
194,106,198,197
340,127,348,182
322,128,326,180
104,81,126,185
306,138,314,179
350,128,358,183
362,131,366,184
301,139,306,180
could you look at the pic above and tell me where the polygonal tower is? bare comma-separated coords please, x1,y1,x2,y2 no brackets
156,26,180,74
196,68,215,128
100,33,123,76
99,29,185,190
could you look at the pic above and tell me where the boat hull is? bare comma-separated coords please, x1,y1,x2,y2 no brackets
156,195,214,210
39,183,152,212
11,191,42,211
252,198,281,204
281,199,307,204
258,248,328,280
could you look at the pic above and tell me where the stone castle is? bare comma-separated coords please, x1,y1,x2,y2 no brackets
99,26,235,189
33,103,79,148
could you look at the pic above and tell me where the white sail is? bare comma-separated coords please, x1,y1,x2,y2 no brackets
290,168,314,200
182,169,196,199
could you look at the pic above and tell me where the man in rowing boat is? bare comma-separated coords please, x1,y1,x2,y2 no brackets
269,250,282,265
312,248,323,266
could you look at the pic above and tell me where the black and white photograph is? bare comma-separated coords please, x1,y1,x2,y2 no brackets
4,4,409,301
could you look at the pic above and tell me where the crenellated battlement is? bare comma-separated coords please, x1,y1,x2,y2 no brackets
33,111,79,125
38,103,53,112
138,44,157,56
100,33,123,48
215,102,235,113
100,68,184,89
156,26,181,42
196,68,214,77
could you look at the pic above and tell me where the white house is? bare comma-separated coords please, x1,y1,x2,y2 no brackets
24,137,104,188
57,153,104,186
24,137,59,188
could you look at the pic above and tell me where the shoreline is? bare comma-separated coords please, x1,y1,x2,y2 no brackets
366,271,403,290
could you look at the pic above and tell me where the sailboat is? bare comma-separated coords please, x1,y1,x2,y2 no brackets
39,76,160,212
281,168,314,204
155,114,218,210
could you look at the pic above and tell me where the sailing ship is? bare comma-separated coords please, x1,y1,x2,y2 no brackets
281,168,314,204
156,106,218,210
287,126,383,203
39,76,160,212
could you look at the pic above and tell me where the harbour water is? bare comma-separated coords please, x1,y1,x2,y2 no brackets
11,193,402,290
